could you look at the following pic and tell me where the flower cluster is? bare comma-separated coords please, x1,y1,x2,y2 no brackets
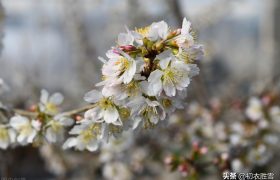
63,18,204,151
0,90,73,149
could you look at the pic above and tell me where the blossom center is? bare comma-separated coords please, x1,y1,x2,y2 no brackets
99,98,114,110
50,121,63,132
19,124,33,136
46,102,58,114
81,124,100,143
115,57,130,73
0,127,8,141
126,81,138,96
162,99,172,108
136,26,150,37
163,67,184,85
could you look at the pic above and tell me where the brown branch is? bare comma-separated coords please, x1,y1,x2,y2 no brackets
14,104,97,118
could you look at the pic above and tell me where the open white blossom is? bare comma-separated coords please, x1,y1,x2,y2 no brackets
45,115,73,143
269,106,280,124
103,162,132,180
175,18,194,48
132,21,169,44
84,90,123,126
63,119,101,152
76,18,204,150
128,97,166,129
39,89,64,115
147,54,199,97
0,125,16,149
10,115,41,145
100,50,137,85
245,97,264,121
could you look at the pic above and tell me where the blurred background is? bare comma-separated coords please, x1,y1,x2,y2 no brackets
0,0,280,179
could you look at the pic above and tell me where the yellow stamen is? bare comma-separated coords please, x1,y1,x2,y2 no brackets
136,26,150,37
50,121,63,133
99,98,114,109
115,57,130,74
81,124,101,144
19,124,33,136
0,127,9,141
163,68,183,84
162,99,172,108
126,81,139,96
109,124,122,134
119,107,130,119
46,102,58,114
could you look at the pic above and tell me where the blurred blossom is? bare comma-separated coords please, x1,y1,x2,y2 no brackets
39,89,64,115
103,162,132,180
9,115,41,145
0,124,16,149
231,159,243,173
245,97,264,121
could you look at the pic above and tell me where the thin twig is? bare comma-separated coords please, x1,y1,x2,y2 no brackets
59,104,96,117
13,104,96,118
14,109,37,117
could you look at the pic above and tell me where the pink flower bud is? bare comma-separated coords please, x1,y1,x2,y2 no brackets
192,141,199,151
164,155,174,165
178,163,189,177
261,95,271,106
120,45,136,51
112,49,121,54
200,146,208,155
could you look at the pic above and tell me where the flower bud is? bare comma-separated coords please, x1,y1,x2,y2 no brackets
120,45,136,52
178,162,189,177
164,155,174,166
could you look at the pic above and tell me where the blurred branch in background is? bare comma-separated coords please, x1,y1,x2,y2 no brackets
60,0,100,90
274,0,280,82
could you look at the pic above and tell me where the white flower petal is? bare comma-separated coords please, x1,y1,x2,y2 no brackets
27,130,37,143
84,89,102,103
63,138,77,149
40,89,49,104
49,93,64,105
104,107,119,124
122,60,136,84
0,139,9,149
59,117,74,126
8,129,16,143
182,18,191,35
148,70,163,83
157,21,169,39
157,52,172,69
118,33,134,46
10,116,29,130
69,124,86,135
163,81,176,96
132,117,142,130
46,128,57,143
17,134,28,145
151,80,163,96
87,140,99,152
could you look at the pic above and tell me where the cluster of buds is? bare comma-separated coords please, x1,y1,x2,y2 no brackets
63,18,204,151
